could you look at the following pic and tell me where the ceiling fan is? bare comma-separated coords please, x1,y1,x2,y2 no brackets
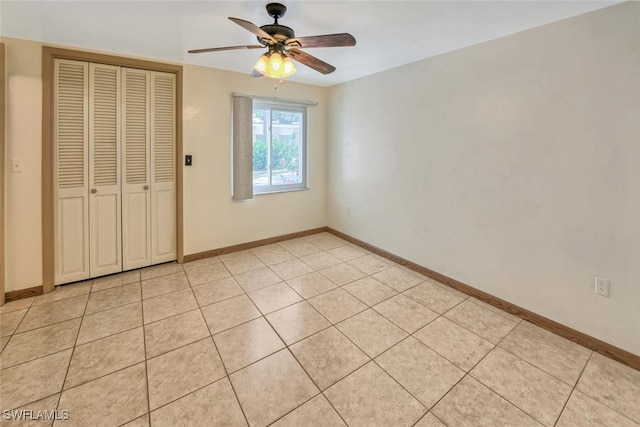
188,3,356,79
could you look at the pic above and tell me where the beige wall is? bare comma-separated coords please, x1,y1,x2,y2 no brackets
1,37,328,292
181,66,327,255
2,38,43,293
3,3,638,356
327,2,640,355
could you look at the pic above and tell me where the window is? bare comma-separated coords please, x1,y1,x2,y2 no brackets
252,102,307,194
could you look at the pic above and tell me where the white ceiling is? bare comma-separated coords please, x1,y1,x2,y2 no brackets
0,1,620,87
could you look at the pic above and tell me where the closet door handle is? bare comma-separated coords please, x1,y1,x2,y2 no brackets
144,185,149,190
91,189,97,194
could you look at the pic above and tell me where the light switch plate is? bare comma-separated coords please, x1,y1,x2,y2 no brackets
11,159,23,172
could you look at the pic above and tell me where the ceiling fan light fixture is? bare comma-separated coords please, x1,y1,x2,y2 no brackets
254,52,270,75
268,51,283,74
255,49,296,78
282,56,296,77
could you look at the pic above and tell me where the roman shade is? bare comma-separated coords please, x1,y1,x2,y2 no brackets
232,95,254,201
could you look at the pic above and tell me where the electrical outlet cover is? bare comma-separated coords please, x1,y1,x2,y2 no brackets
594,276,610,297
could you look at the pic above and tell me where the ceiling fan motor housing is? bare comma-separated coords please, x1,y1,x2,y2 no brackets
259,24,295,42
260,3,294,43
266,3,287,20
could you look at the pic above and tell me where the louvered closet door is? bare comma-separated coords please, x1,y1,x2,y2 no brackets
89,64,122,277
150,72,176,264
54,59,90,284
122,68,152,270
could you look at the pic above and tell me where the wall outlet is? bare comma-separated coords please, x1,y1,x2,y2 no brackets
346,205,351,216
595,276,610,297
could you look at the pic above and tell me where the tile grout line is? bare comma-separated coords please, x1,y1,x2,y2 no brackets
0,348,80,410
144,375,230,421
495,335,591,389
415,309,529,424
408,316,490,372
463,321,558,426
200,246,369,424
554,351,640,425
466,296,522,322
84,282,142,317
25,350,147,406
4,287,87,371
221,247,556,424
435,299,516,346
4,241,638,425
141,270,228,425
3,293,88,338
374,304,510,413
406,291,518,361
144,254,324,421
417,411,448,427
266,301,335,347
370,299,438,337
53,278,94,417
28,280,92,307
258,313,335,424
262,305,356,427
368,338,431,411
140,277,153,425
4,259,286,416
340,278,399,308
187,268,253,427
74,300,142,346
553,390,576,427
0,322,85,372
264,392,329,426
0,298,36,315
90,279,139,294
424,336,508,426
573,350,594,390
265,309,376,427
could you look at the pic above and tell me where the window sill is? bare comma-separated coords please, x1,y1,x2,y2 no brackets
254,187,309,196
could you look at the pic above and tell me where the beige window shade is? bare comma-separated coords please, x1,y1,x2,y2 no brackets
232,96,253,201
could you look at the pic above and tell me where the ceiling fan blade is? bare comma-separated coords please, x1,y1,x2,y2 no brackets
287,48,336,75
251,70,264,78
188,45,264,54
287,33,356,49
228,17,277,44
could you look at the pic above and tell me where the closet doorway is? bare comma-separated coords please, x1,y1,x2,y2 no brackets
42,47,183,292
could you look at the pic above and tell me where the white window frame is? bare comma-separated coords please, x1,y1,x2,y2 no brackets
252,101,308,195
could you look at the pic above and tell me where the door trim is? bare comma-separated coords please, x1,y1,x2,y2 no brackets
42,47,183,293
1,42,5,305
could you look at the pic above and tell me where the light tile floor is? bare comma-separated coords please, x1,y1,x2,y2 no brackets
1,232,639,426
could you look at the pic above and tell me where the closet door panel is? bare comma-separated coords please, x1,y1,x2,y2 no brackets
54,59,90,284
123,191,150,265
122,68,151,270
57,192,88,281
89,63,122,277
150,72,176,264
152,188,175,261
91,194,120,270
